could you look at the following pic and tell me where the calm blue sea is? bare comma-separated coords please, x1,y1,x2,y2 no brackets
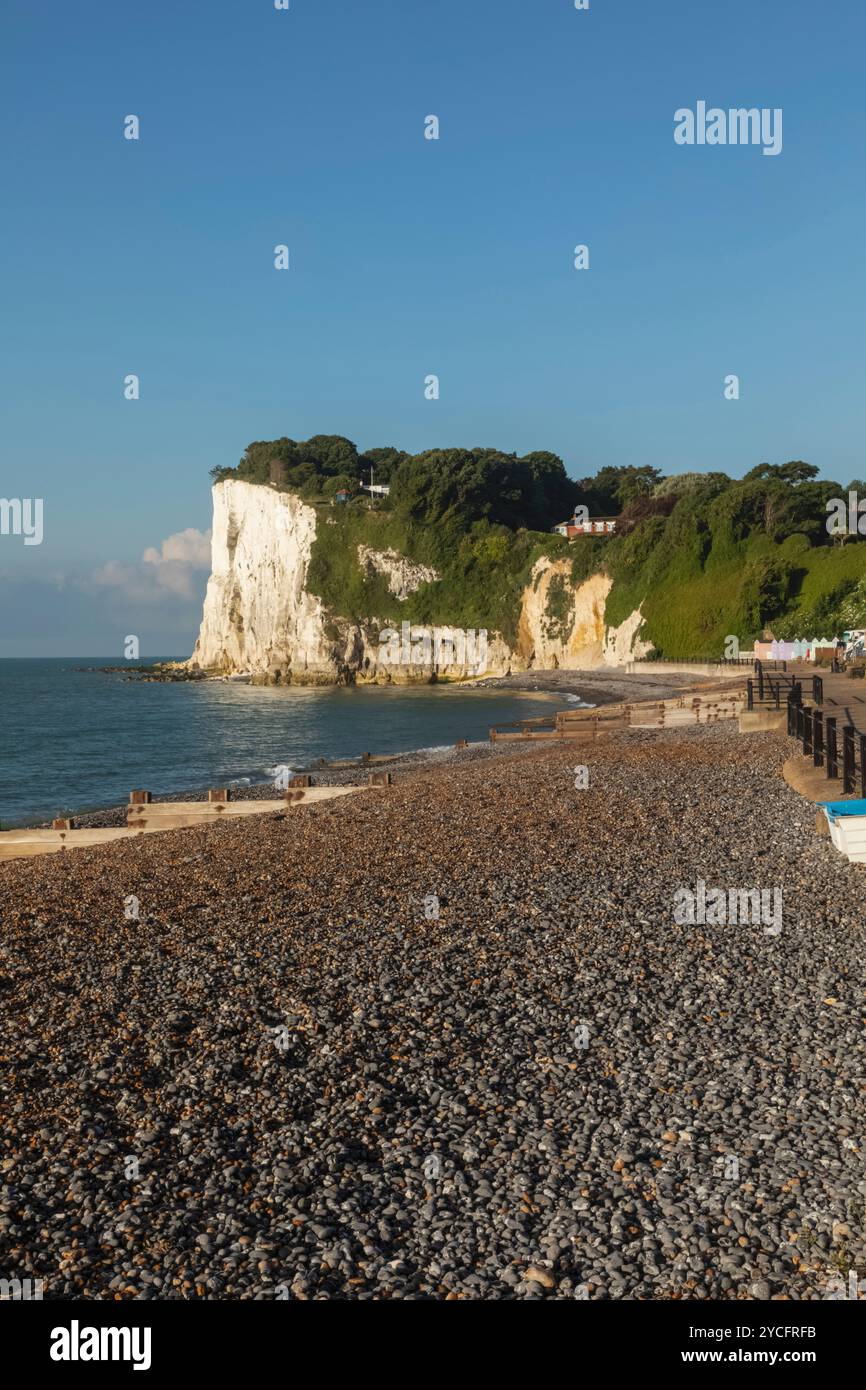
0,659,564,826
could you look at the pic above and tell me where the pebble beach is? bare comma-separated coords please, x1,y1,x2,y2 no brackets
2,720,864,1300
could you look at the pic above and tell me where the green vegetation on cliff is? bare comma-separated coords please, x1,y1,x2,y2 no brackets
306,504,566,648
602,463,864,654
212,438,866,655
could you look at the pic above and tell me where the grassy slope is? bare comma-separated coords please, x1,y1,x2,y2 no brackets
606,530,866,656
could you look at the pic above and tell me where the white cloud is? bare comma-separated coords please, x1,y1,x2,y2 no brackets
89,528,212,603
2,530,213,656
143,527,212,570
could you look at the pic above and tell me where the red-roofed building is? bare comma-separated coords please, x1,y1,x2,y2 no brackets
553,515,617,539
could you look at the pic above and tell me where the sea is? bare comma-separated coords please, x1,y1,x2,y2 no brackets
0,658,568,827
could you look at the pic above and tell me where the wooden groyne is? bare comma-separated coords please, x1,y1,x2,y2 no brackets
0,782,384,863
126,787,359,832
0,827,145,861
489,690,744,743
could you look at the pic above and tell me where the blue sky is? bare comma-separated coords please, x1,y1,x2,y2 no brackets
2,0,865,654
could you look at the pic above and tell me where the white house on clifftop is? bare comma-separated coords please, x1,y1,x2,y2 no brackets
553,512,617,539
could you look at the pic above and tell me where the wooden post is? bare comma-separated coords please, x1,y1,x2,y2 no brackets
787,693,797,736
208,788,230,802
813,709,824,767
129,790,152,804
52,818,74,830
843,726,856,794
826,717,838,779
368,771,392,786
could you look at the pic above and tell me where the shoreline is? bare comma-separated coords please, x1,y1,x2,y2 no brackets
15,669,721,831
92,659,721,707
461,666,724,701
34,737,526,831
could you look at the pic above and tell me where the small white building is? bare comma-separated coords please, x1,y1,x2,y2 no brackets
553,514,617,539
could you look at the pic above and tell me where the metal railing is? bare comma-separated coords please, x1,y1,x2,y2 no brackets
746,661,811,711
788,694,866,795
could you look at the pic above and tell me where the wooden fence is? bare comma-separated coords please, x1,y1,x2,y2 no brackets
489,691,743,742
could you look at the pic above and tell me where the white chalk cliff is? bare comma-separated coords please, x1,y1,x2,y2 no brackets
356,545,440,601
187,479,651,683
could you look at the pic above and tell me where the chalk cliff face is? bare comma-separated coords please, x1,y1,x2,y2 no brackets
356,545,439,601
187,480,651,682
188,480,335,682
516,560,611,670
603,603,654,664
